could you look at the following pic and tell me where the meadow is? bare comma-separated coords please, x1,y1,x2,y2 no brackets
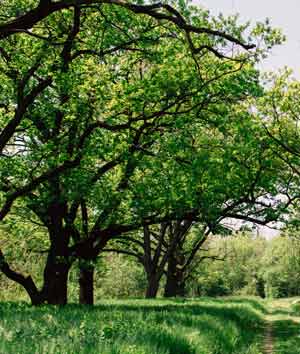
0,297,267,354
2,295,300,354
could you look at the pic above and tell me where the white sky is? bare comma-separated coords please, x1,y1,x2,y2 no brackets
197,0,300,78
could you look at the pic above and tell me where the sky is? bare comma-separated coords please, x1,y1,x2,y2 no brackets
197,0,300,78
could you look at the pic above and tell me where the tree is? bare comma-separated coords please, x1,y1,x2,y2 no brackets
163,224,229,298
102,91,294,301
104,220,207,298
257,70,300,198
0,0,283,220
0,0,284,305
72,56,292,304
190,231,267,297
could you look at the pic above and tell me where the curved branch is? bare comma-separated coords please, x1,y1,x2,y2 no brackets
0,1,255,53
0,249,41,304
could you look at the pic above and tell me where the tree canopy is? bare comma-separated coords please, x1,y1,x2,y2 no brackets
0,0,293,305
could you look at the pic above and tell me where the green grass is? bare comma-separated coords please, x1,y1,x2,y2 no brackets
263,298,300,354
272,319,300,354
0,297,264,354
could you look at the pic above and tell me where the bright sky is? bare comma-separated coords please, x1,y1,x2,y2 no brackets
197,0,300,78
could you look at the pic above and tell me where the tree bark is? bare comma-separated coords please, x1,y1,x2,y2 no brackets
38,191,71,305
0,250,42,305
41,251,70,305
145,274,160,298
164,255,186,297
79,264,94,305
41,223,70,305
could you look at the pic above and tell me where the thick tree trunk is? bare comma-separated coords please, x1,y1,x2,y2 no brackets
165,275,186,297
41,226,71,305
145,274,160,298
164,255,186,297
79,264,94,305
41,252,70,305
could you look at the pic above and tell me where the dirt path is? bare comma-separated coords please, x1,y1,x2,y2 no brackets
261,299,300,354
263,322,274,354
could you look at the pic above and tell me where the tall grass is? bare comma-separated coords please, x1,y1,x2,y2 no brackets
0,297,264,354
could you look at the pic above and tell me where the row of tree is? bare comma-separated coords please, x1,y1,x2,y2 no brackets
4,229,300,301
0,0,300,305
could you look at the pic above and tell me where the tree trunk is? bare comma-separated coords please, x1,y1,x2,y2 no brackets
41,228,71,305
145,274,160,298
164,255,186,297
255,275,266,298
41,253,70,305
79,264,94,305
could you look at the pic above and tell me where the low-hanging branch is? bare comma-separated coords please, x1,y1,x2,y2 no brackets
0,249,41,305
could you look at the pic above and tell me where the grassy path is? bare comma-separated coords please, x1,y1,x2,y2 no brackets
262,299,300,354
263,322,274,354
1,297,300,353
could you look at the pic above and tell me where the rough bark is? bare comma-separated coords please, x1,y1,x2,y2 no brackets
164,254,186,297
145,274,160,298
40,196,71,305
41,251,70,305
79,264,95,305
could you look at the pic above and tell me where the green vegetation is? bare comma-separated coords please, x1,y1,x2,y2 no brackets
2,1,300,353
0,297,265,354
190,233,300,299
3,232,300,304
0,0,289,306
3,296,300,353
264,299,300,354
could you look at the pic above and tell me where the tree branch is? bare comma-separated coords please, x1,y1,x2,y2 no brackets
0,249,41,304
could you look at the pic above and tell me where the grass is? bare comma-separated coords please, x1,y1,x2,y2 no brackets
263,298,300,354
0,297,265,354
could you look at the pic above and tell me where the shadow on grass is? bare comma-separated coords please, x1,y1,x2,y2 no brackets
217,297,269,314
272,319,300,354
93,301,264,353
268,308,294,316
0,299,265,354
135,327,196,354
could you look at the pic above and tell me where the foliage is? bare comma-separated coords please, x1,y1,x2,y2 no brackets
187,232,300,299
4,220,300,302
0,243,147,302
262,236,300,298
0,0,290,307
189,232,267,297
92,254,147,300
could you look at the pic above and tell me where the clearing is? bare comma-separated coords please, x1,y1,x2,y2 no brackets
0,297,300,354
